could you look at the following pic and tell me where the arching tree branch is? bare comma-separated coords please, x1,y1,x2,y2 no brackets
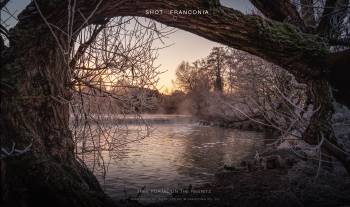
90,0,328,81
17,0,331,81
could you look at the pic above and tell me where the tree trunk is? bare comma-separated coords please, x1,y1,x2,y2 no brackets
303,79,350,173
214,62,223,93
303,79,335,145
0,8,114,207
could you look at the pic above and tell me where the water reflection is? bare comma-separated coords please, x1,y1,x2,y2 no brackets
77,117,264,201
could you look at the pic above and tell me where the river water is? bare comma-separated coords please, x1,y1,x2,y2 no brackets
77,115,265,202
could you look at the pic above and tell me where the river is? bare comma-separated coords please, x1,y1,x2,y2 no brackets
76,114,265,202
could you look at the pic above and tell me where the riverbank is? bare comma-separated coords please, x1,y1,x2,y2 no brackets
115,124,350,206
143,147,350,207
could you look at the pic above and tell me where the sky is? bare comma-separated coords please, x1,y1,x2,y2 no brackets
153,0,254,92
2,0,253,92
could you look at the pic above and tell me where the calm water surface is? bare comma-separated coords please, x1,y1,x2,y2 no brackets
78,115,265,202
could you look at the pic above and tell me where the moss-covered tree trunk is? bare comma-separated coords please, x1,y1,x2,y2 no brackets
0,4,114,207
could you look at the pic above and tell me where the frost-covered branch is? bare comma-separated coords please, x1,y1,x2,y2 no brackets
1,141,32,158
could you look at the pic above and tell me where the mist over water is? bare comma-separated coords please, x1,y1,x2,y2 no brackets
79,115,264,202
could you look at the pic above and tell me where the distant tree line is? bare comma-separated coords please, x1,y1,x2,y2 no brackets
175,47,309,137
